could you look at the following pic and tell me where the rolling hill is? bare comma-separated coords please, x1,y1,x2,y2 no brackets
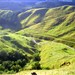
18,5,75,48
0,32,40,73
0,4,75,75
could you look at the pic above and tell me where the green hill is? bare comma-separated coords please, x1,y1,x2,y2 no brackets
18,5,75,48
0,5,75,75
0,32,40,73
38,41,75,69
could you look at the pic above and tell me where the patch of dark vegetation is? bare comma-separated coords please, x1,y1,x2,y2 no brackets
3,36,11,40
0,46,42,73
62,48,68,52
0,51,29,73
55,39,75,48
60,62,70,67
66,15,75,26
52,17,65,27
57,27,75,38
34,9,48,23
25,51,41,70
31,54,41,70
38,36,55,41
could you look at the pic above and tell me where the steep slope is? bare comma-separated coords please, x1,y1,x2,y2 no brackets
18,5,75,48
0,2,75,31
0,10,21,30
38,41,75,69
1,5,75,74
17,6,75,74
0,32,39,73
18,8,48,28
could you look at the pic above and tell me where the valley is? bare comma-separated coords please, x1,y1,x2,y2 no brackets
0,1,75,75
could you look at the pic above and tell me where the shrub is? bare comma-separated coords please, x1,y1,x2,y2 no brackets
0,64,5,71
11,65,21,72
33,53,40,61
32,61,41,69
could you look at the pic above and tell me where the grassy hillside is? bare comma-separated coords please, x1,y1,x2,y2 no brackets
1,37,75,74
0,32,40,73
0,5,75,75
38,41,75,69
18,5,75,36
18,5,75,48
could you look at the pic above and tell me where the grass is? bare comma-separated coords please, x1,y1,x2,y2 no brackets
11,6,75,75
0,32,36,55
1,67,75,75
0,32,39,73
0,5,75,74
17,5,75,48
37,41,75,69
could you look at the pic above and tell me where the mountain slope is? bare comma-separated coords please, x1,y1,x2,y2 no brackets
0,32,39,73
38,41,75,69
1,5,75,74
18,5,75,48
0,10,21,30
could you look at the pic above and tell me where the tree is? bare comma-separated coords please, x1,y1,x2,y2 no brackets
0,64,5,71
11,65,21,72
